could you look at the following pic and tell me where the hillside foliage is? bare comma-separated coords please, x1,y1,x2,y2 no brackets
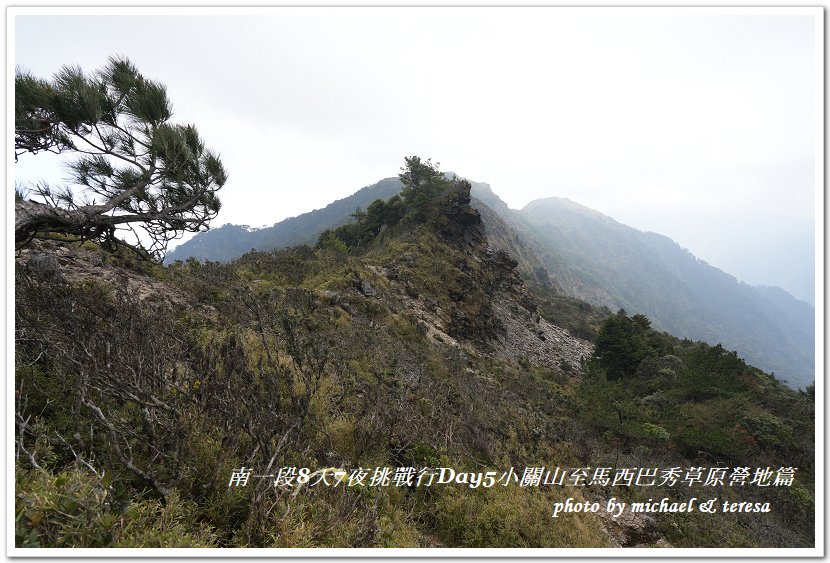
15,158,814,549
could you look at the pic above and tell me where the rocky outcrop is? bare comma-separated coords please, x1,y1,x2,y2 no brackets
597,509,673,548
489,297,592,373
15,240,191,307
361,200,594,375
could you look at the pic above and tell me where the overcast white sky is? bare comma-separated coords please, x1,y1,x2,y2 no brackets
12,8,820,302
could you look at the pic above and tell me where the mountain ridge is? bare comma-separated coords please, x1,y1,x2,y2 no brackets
165,175,814,388
14,166,814,548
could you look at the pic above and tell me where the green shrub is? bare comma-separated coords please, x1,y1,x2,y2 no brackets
433,486,609,548
16,466,218,548
641,423,670,442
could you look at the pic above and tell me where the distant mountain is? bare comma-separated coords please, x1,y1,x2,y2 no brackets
166,176,814,389
165,177,402,263
511,196,814,389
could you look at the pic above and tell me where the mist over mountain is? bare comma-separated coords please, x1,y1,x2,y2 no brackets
661,211,815,306
511,197,814,389
720,215,815,306
165,176,815,389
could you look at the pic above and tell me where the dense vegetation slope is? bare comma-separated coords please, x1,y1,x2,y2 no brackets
15,163,814,548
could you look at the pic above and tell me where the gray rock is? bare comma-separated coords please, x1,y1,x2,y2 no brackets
404,281,419,298
321,290,340,305
359,279,377,297
27,253,60,276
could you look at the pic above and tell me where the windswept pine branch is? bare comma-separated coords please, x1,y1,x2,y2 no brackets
14,57,226,261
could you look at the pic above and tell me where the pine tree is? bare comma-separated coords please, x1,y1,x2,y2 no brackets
15,57,226,260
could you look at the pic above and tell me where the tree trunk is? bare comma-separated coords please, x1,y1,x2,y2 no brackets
15,200,101,244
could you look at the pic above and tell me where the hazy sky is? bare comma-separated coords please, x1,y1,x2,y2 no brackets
13,8,820,301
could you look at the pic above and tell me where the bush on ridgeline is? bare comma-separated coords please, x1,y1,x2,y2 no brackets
317,156,473,252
